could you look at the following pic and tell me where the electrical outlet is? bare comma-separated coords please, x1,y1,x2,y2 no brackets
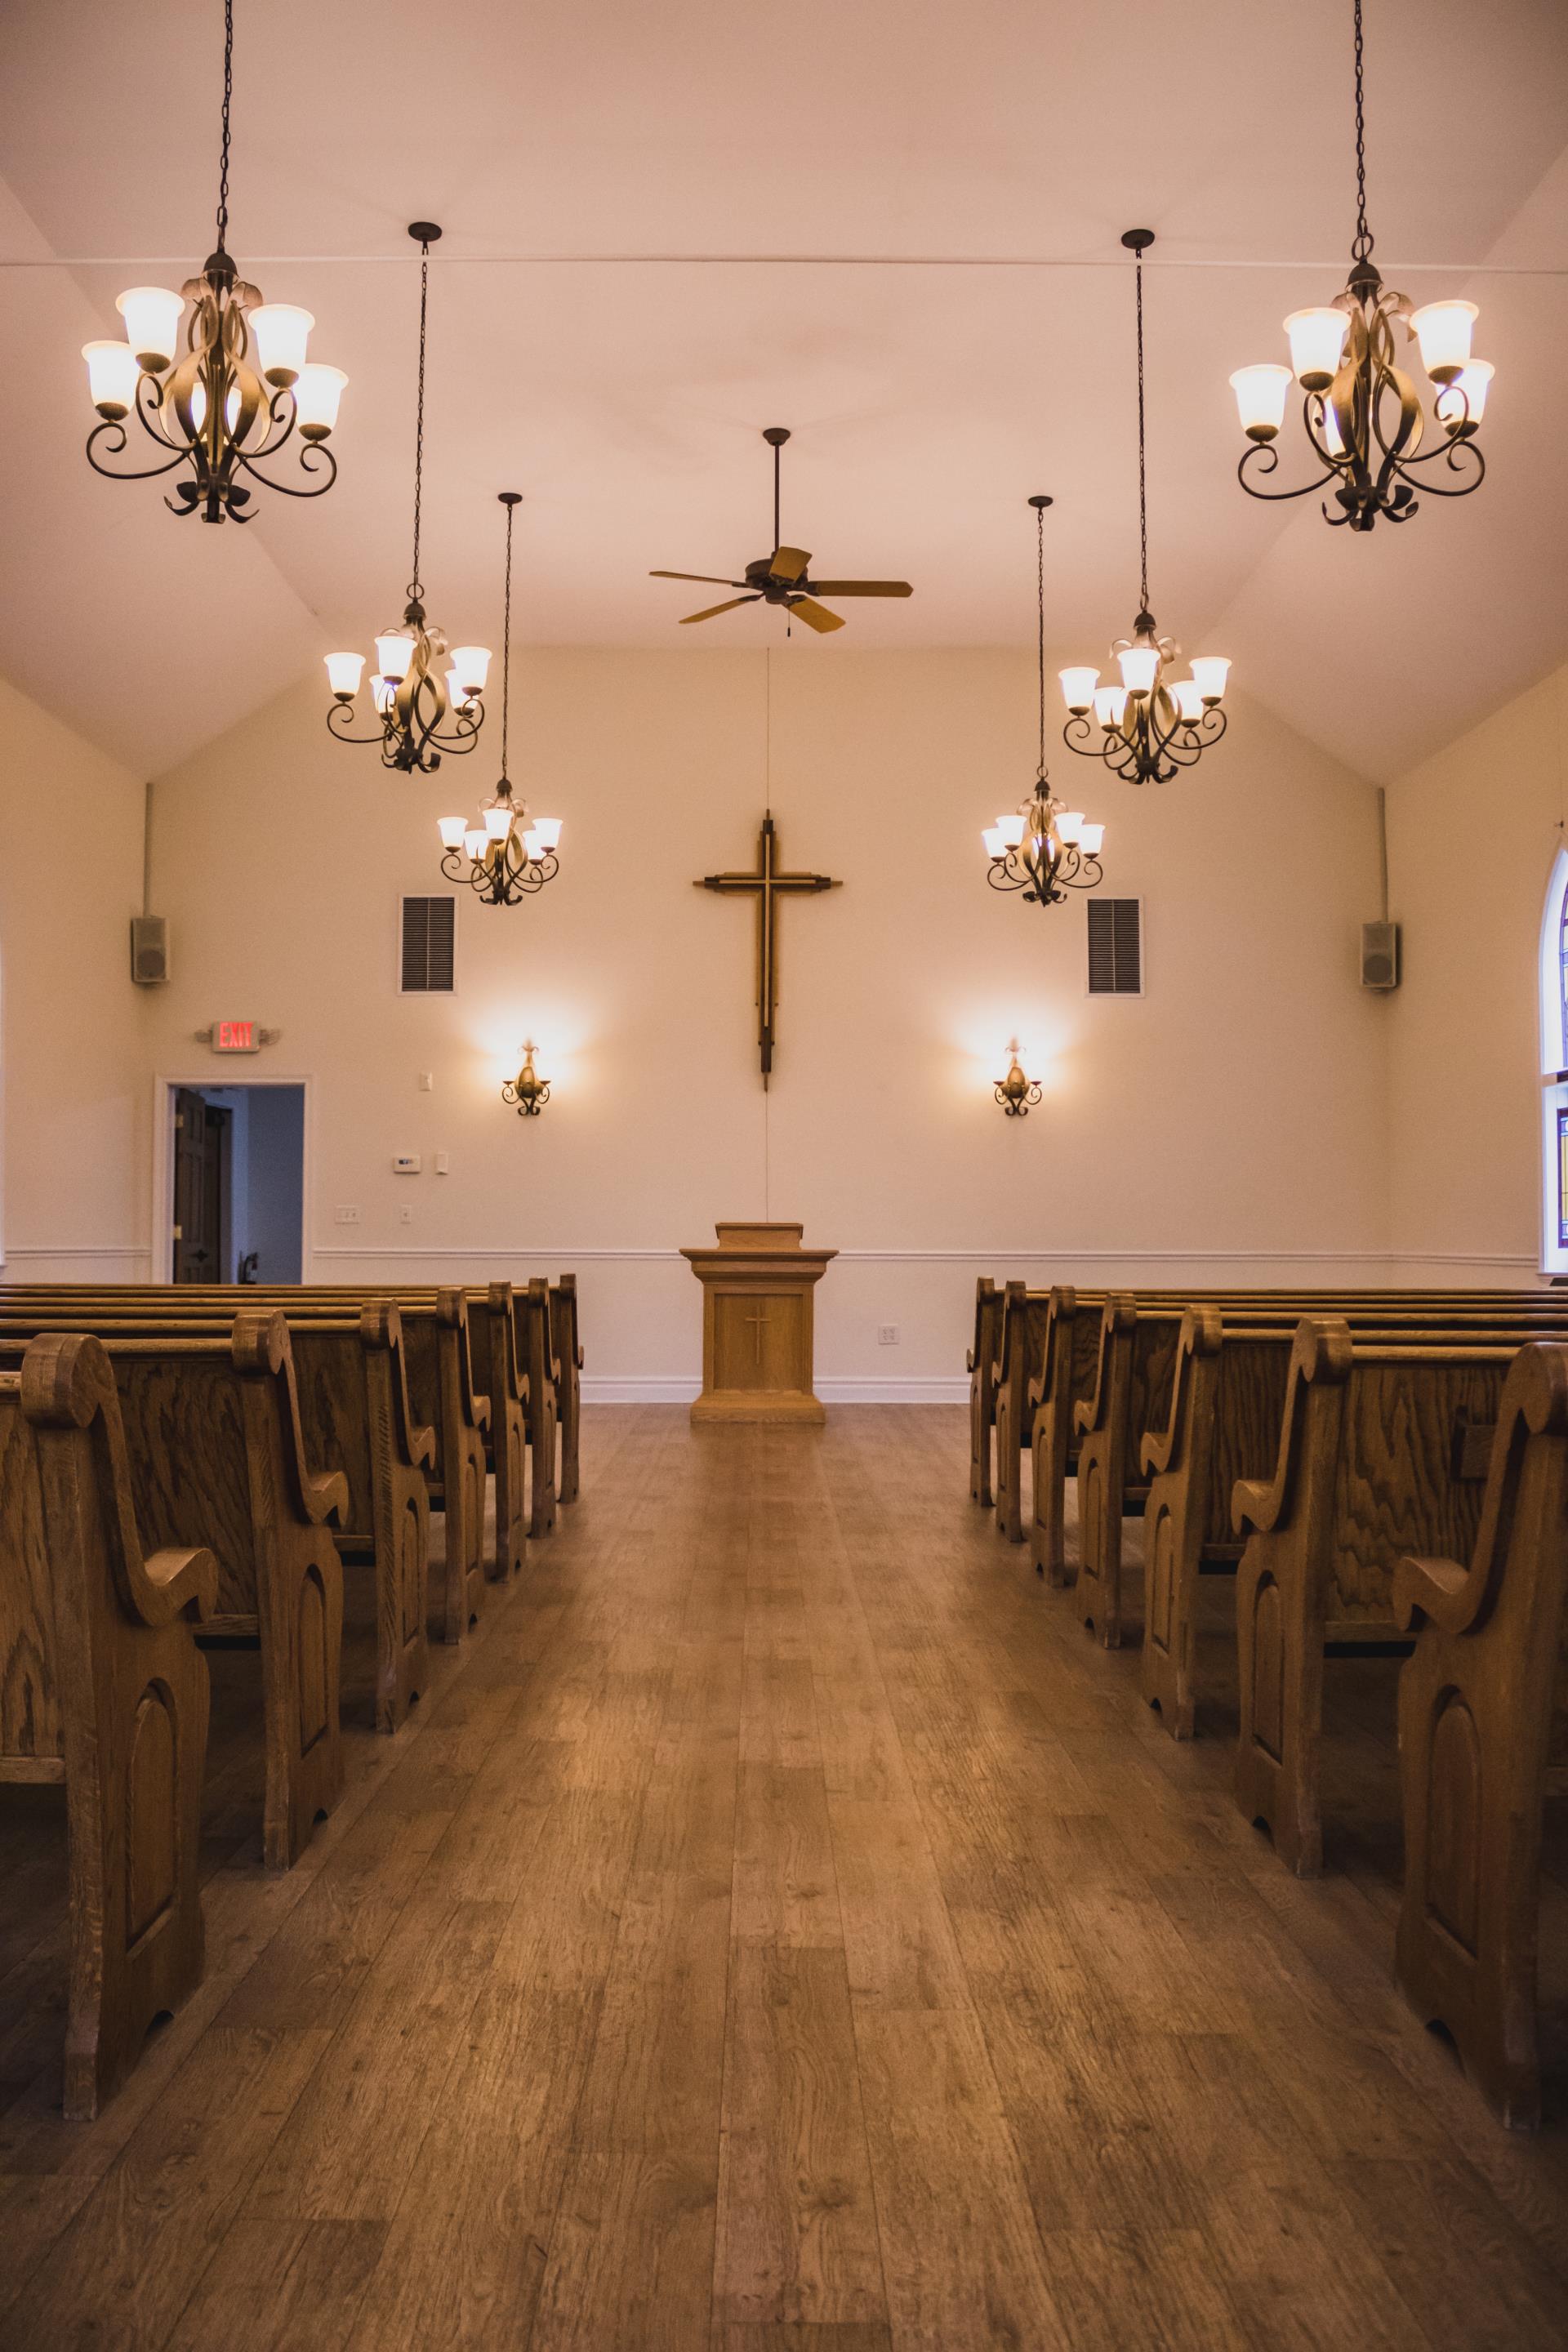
434,1151,450,1175
399,1205,414,1226
877,1324,900,1346
335,1205,362,1226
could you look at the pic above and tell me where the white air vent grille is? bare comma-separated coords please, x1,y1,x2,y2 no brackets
399,897,456,994
1087,897,1143,996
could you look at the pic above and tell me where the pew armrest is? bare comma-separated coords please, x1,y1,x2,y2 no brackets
472,1391,492,1434
139,1544,219,1627
1072,1400,1094,1437
964,1350,976,1373
1393,1552,1470,1636
1232,1477,1279,1538
411,1419,437,1469
1141,1426,1175,1479
303,1468,351,1528
576,1348,585,1370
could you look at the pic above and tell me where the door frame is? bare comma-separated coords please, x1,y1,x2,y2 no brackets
150,1071,315,1285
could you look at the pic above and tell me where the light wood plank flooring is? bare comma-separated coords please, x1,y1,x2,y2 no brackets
0,1405,1566,2350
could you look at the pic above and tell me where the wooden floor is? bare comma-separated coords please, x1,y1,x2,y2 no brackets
2,1405,1567,2350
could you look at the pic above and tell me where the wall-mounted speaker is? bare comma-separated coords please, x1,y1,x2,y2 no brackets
130,914,170,986
1360,919,1400,991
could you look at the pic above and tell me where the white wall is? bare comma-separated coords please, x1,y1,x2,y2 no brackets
0,674,149,1277
1385,660,1568,1283
140,646,1390,1393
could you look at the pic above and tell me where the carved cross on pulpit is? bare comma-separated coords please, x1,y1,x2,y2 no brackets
696,811,840,1085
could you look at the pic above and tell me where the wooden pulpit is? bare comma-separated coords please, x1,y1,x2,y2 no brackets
680,1223,837,1424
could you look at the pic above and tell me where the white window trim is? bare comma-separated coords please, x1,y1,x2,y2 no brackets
1538,846,1568,1276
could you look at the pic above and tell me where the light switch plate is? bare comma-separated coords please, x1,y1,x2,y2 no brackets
435,1151,450,1174
335,1205,362,1225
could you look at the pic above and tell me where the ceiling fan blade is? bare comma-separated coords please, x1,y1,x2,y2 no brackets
807,581,914,597
651,570,746,586
787,597,844,634
768,546,812,585
679,595,763,625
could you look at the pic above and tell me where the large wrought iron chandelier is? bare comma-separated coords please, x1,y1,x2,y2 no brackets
323,225,488,774
82,0,346,523
1228,0,1492,532
439,495,564,905
983,497,1105,911
1059,234,1231,788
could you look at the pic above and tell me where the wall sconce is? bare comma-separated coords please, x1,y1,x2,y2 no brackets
995,1049,1042,1117
502,1043,551,1117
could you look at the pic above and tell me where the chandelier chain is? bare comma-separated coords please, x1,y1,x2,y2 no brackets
215,0,234,252
409,237,430,602
1035,498,1046,781
1134,246,1149,614
1352,0,1372,261
500,495,514,775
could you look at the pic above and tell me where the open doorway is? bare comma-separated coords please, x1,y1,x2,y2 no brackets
170,1084,305,1283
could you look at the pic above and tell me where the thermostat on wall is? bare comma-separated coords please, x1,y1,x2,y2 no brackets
393,1154,422,1174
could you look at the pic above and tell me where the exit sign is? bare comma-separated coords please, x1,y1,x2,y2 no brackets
212,1020,260,1054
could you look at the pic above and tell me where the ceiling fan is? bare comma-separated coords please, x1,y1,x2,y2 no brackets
651,425,913,633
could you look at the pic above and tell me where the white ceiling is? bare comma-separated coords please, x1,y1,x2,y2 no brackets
0,0,1564,780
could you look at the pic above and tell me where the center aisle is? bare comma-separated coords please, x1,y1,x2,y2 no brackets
6,1406,1568,2350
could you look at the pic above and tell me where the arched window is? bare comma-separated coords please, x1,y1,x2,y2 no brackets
1539,846,1568,1273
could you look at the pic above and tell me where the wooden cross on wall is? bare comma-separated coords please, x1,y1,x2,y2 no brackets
696,811,841,1087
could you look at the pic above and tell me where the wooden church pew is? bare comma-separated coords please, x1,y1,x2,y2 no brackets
965,1276,1003,1507
1392,1339,1568,2129
550,1272,584,1506
0,1312,345,1871
517,1277,559,1538
1028,1287,1112,1584
466,1282,528,1582
991,1281,1052,1543
1231,1321,1523,1878
0,1333,216,2119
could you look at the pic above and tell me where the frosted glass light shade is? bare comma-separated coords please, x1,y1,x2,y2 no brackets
998,813,1027,849
532,817,563,850
982,826,1007,858
293,362,346,439
464,829,487,862
522,829,544,862
1284,306,1350,390
1230,363,1291,440
376,631,415,682
443,670,470,712
1078,822,1105,854
370,674,396,715
451,646,492,693
1055,811,1085,846
483,804,513,840
1189,656,1231,704
1410,299,1477,383
1118,644,1159,696
250,303,314,385
437,817,467,849
1094,685,1129,729
1059,666,1099,715
324,650,365,698
83,339,140,416
1172,677,1205,722
115,286,184,372
1437,359,1493,435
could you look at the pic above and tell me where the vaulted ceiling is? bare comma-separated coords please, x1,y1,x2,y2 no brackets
0,0,1563,782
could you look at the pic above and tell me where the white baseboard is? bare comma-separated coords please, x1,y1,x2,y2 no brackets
580,1374,966,1405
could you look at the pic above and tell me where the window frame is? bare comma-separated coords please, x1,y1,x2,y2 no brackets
1537,846,1568,1273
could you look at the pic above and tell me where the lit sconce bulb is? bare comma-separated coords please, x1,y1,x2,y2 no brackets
450,646,492,695
1094,685,1129,731
188,376,245,437
323,649,365,700
293,363,347,440
376,630,415,682
1188,656,1231,705
522,828,544,862
1436,360,1493,437
1058,666,1099,715
531,817,563,851
982,825,1007,858
1117,644,1160,696
483,804,513,841
1054,811,1085,846
1172,677,1205,723
114,285,184,372
369,674,395,715
998,813,1027,849
1229,362,1292,443
82,339,141,418
1410,299,1478,385
1078,822,1105,853
443,670,472,713
464,828,487,863
437,816,468,850
1283,305,1350,391
250,302,314,387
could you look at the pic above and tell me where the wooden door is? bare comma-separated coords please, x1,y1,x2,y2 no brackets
172,1089,229,1283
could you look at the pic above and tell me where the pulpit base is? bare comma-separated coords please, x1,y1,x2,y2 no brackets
691,1388,826,1427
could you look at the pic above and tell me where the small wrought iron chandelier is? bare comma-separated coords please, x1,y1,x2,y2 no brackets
983,497,1105,911
324,225,488,774
439,495,564,904
82,0,346,523
1060,234,1231,787
502,1045,550,1117
1228,0,1492,531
